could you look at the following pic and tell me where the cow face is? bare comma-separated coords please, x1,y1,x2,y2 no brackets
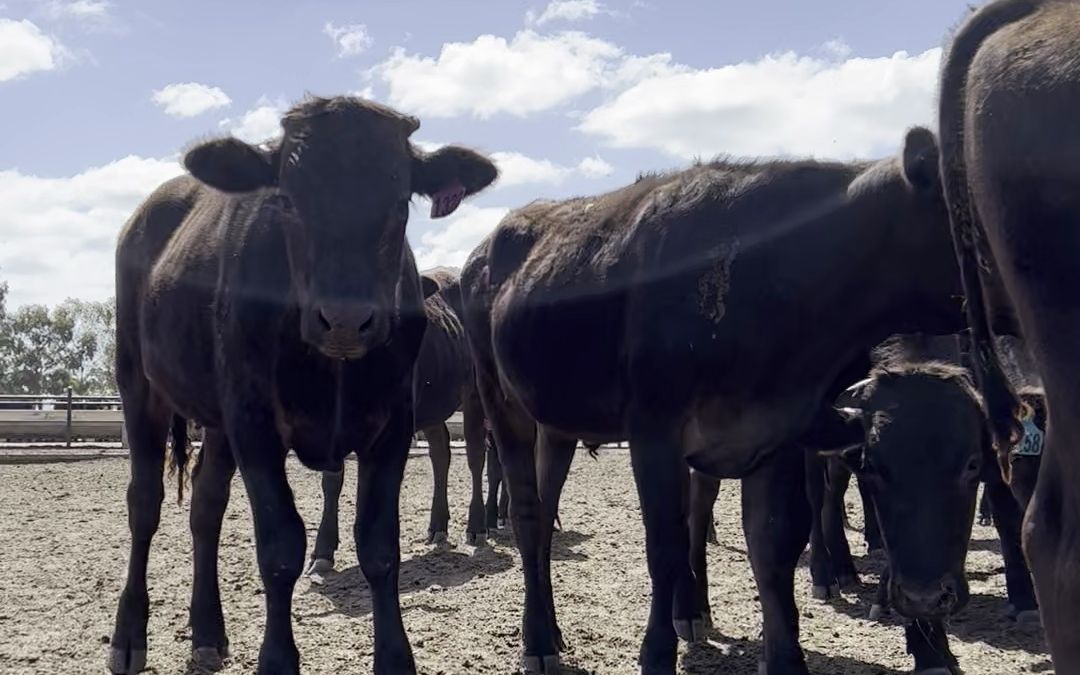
837,365,986,619
183,96,497,360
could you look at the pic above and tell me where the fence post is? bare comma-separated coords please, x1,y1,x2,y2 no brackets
66,387,73,448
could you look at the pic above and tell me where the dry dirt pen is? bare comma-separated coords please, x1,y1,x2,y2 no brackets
0,450,1052,674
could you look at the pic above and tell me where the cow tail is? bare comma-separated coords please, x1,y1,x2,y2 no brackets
168,414,190,504
937,0,1037,471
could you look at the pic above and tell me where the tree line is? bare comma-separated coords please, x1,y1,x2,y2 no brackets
0,278,117,395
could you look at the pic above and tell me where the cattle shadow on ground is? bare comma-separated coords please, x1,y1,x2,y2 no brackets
968,536,1003,553
305,545,515,619
820,585,1049,656
681,629,909,675
487,526,593,562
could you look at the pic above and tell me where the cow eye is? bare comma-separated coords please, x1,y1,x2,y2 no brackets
962,456,982,481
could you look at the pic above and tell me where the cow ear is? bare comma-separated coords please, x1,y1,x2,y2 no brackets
412,145,498,210
184,137,278,193
901,126,941,194
421,274,439,300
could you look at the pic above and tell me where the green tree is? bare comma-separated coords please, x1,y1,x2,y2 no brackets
59,298,117,394
0,303,95,394
0,274,116,395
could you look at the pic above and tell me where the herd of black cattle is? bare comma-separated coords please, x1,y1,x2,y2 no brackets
102,2,1080,674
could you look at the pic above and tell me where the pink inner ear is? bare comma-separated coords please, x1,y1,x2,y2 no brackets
430,182,466,219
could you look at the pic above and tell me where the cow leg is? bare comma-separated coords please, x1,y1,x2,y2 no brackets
904,619,959,674
537,426,576,652
189,429,236,669
805,452,837,600
228,419,305,675
985,471,1039,621
978,486,995,527
1024,423,1080,666
482,391,556,673
630,425,701,675
742,448,810,675
822,460,859,589
307,464,345,581
485,431,505,529
688,469,720,628
108,394,170,675
870,564,890,621
353,404,417,674
499,459,512,525
463,391,489,544
425,423,452,545
857,476,883,553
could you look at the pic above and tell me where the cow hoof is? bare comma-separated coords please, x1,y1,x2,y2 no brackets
192,646,228,671
914,669,955,675
305,558,334,585
1014,609,1042,626
428,531,450,546
811,584,840,600
108,647,147,674
522,653,560,674
465,531,489,547
673,617,708,643
869,604,885,621
837,574,858,589
498,518,509,529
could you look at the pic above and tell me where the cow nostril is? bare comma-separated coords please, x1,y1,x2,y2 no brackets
357,311,374,332
317,310,332,332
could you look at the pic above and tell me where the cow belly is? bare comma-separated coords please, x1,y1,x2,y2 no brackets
492,294,624,436
682,396,807,479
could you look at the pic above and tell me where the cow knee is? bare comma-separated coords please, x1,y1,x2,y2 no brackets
355,537,395,583
256,516,305,586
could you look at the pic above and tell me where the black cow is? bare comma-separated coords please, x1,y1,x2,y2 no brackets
834,363,993,673
937,2,1080,667
108,96,496,675
461,128,965,674
811,334,1037,626
306,267,492,582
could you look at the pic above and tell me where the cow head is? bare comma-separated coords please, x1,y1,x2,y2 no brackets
183,96,497,359
852,127,964,335
833,363,986,619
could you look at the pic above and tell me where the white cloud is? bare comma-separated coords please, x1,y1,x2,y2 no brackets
220,97,287,143
823,38,852,60
324,21,373,58
527,0,609,25
373,30,681,118
151,82,232,118
580,45,942,160
45,0,110,19
411,204,510,270
0,18,69,82
491,151,614,187
577,155,614,178
0,157,184,307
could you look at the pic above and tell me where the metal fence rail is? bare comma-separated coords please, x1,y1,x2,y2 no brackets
0,390,468,447
0,390,123,446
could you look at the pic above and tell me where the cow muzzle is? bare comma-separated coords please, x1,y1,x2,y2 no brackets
891,574,968,619
303,300,388,360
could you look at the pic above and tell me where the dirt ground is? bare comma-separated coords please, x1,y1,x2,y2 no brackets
0,450,1052,675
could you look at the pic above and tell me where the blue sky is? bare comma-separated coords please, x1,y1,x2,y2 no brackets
1,0,975,307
